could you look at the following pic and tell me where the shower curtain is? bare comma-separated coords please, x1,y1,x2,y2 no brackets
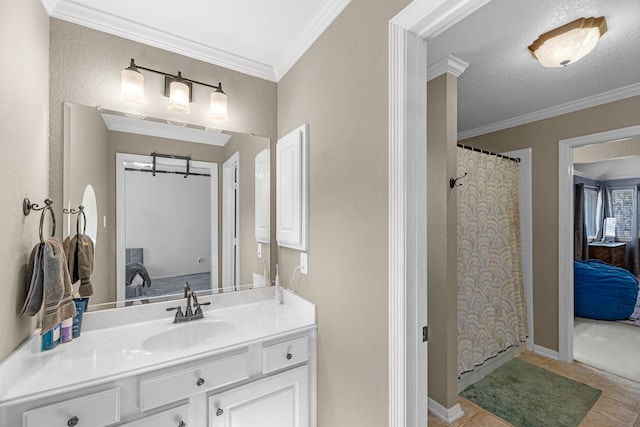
457,147,528,376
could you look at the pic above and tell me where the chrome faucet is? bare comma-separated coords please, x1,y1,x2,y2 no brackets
166,282,211,323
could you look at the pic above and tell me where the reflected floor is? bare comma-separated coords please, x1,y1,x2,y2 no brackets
127,272,211,300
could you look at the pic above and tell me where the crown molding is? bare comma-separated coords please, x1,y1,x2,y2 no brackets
46,1,277,81
458,82,640,140
427,54,469,81
101,113,231,147
274,0,351,80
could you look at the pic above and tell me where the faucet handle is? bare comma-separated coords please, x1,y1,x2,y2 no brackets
194,301,210,316
166,306,184,322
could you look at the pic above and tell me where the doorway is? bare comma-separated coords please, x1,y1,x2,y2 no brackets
558,124,640,364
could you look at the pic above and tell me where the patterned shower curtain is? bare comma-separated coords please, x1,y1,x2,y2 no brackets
457,147,528,376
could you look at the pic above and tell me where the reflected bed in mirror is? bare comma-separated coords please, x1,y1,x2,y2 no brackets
63,103,274,311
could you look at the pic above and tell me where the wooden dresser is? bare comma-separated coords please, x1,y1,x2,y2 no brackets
588,242,628,269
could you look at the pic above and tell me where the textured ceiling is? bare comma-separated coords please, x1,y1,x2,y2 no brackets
428,0,640,136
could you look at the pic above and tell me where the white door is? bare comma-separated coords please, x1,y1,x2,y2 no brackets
209,366,309,427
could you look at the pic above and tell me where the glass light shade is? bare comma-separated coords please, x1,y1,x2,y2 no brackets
528,17,607,68
121,68,144,104
168,80,190,113
210,90,228,121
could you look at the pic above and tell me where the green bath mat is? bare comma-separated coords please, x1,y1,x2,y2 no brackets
460,358,601,427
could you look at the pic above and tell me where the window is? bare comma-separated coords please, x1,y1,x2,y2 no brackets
584,187,598,239
611,188,635,240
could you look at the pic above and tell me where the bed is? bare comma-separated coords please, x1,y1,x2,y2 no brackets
574,259,639,321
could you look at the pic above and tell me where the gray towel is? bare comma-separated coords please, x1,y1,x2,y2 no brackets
22,238,77,334
63,234,95,296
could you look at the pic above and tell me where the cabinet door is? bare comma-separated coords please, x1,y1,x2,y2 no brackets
276,124,308,251
209,366,309,427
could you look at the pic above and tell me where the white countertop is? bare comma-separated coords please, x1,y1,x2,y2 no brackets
0,288,315,406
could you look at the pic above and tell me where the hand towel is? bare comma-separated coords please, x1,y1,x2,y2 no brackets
63,234,95,296
22,238,77,334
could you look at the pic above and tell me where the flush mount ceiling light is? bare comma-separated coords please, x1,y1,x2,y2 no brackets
528,17,607,68
120,58,228,121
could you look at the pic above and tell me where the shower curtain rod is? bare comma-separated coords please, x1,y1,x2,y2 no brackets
457,143,521,163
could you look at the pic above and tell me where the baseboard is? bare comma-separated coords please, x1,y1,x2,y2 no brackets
533,345,560,360
428,398,464,423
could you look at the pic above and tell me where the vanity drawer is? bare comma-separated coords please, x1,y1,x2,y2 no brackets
139,353,250,411
262,336,309,374
23,388,120,427
117,402,190,427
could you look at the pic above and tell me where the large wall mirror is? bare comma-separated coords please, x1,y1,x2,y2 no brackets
63,103,274,310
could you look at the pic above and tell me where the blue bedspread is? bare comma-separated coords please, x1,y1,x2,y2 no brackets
575,259,639,320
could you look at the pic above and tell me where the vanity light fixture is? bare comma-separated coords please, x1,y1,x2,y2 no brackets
120,58,228,120
528,17,607,68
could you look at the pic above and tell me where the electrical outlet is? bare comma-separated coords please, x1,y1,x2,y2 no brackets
300,252,308,275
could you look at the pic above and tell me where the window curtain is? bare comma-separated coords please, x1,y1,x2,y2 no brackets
629,186,640,275
575,184,588,260
595,187,612,241
456,148,528,377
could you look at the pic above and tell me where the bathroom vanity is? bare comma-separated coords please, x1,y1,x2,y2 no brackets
0,288,316,427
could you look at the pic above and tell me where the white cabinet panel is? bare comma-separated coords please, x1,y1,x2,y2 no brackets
139,353,249,411
23,388,120,427
118,403,190,427
276,124,308,251
209,366,309,427
263,336,309,374
255,148,270,243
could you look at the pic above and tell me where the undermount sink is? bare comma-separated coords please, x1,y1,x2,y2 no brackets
141,320,235,353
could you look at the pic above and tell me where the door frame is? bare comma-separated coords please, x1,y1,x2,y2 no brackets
222,151,240,292
388,1,493,425
558,124,640,362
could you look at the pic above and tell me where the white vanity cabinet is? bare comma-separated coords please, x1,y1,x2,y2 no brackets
0,290,316,427
209,366,309,427
0,330,315,427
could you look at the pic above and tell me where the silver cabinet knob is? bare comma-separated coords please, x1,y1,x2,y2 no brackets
197,378,205,386
67,416,79,427
216,408,224,416
286,353,293,360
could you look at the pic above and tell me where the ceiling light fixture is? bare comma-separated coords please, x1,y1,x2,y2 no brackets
120,58,228,121
528,17,607,68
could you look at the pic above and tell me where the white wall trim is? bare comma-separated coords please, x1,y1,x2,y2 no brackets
428,398,464,424
273,0,351,80
533,345,560,361
46,1,277,81
388,1,493,426
222,152,240,291
459,82,640,141
101,113,232,147
427,54,469,81
558,124,640,362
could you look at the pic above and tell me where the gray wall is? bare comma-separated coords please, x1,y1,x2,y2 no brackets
0,0,50,361
277,0,411,424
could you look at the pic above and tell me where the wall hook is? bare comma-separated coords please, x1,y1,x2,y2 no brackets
449,172,468,188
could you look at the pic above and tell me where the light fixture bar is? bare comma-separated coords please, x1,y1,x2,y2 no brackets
131,59,224,92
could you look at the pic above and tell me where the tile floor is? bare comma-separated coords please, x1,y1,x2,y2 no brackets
428,351,640,427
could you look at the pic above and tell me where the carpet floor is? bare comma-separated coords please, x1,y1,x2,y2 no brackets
460,358,601,427
574,316,640,383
